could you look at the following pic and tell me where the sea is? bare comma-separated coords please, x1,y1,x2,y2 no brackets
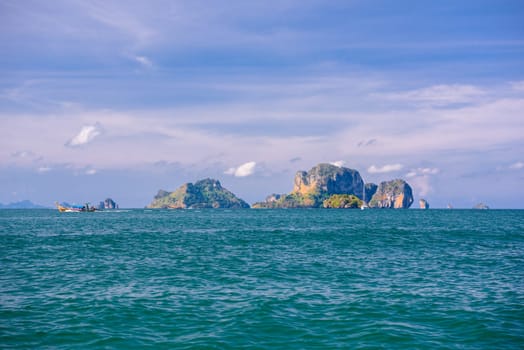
1,209,523,349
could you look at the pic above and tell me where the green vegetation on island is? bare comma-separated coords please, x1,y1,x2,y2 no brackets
254,163,414,209
253,163,365,208
147,178,249,209
368,179,413,209
323,194,363,209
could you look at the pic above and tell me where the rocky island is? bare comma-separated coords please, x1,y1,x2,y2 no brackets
253,163,414,209
368,179,414,209
253,163,365,208
98,198,118,209
147,178,250,209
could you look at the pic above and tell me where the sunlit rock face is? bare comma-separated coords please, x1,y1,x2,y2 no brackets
369,179,414,209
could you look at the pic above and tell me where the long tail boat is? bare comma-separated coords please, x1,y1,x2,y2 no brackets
55,202,96,212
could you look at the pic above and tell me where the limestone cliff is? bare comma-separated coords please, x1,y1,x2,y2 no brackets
253,163,364,208
419,199,429,209
368,179,413,209
293,163,364,198
364,183,378,203
147,178,249,209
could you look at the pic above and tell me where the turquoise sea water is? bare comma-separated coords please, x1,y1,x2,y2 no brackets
1,209,523,349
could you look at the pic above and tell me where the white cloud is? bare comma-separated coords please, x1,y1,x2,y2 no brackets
379,84,486,106
37,166,51,173
66,123,103,147
368,163,403,173
134,55,153,68
405,168,440,196
225,161,256,177
509,161,524,170
406,168,439,178
330,160,345,167
85,168,97,175
409,176,432,197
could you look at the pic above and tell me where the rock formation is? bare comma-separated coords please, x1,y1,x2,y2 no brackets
293,163,364,198
147,178,249,209
253,163,364,208
419,199,429,209
364,183,378,203
98,198,118,209
368,179,413,209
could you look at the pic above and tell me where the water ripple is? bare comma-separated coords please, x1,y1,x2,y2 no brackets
1,209,523,349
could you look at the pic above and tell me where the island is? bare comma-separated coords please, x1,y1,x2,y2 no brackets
98,198,118,209
253,163,414,209
147,178,250,209
0,200,49,209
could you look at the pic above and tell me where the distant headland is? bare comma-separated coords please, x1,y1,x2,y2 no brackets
0,200,49,209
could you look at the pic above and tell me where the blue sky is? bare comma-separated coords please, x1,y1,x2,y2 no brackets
1,0,523,208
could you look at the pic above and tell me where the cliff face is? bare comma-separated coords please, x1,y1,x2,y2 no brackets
253,163,364,208
419,199,429,209
368,179,413,209
293,163,364,198
364,183,378,203
148,178,249,209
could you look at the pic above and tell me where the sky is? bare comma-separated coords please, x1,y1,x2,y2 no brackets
1,0,523,208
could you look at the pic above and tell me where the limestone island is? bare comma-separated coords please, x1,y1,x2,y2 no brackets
253,163,414,209
147,178,250,209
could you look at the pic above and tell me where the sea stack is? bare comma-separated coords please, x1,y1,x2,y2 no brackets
99,198,118,209
419,199,429,209
368,179,414,209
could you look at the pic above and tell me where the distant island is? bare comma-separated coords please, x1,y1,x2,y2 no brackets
253,163,413,209
146,163,415,209
98,198,119,210
147,178,250,209
0,200,49,209
473,203,490,210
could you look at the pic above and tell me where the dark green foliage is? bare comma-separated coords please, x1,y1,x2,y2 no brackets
323,194,363,209
148,178,249,209
253,193,319,208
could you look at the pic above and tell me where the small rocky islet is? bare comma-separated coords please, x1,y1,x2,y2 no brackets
148,163,415,209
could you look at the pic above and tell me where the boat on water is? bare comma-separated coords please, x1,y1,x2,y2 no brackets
55,202,96,212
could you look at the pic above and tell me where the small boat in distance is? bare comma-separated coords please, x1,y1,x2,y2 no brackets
55,202,96,212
